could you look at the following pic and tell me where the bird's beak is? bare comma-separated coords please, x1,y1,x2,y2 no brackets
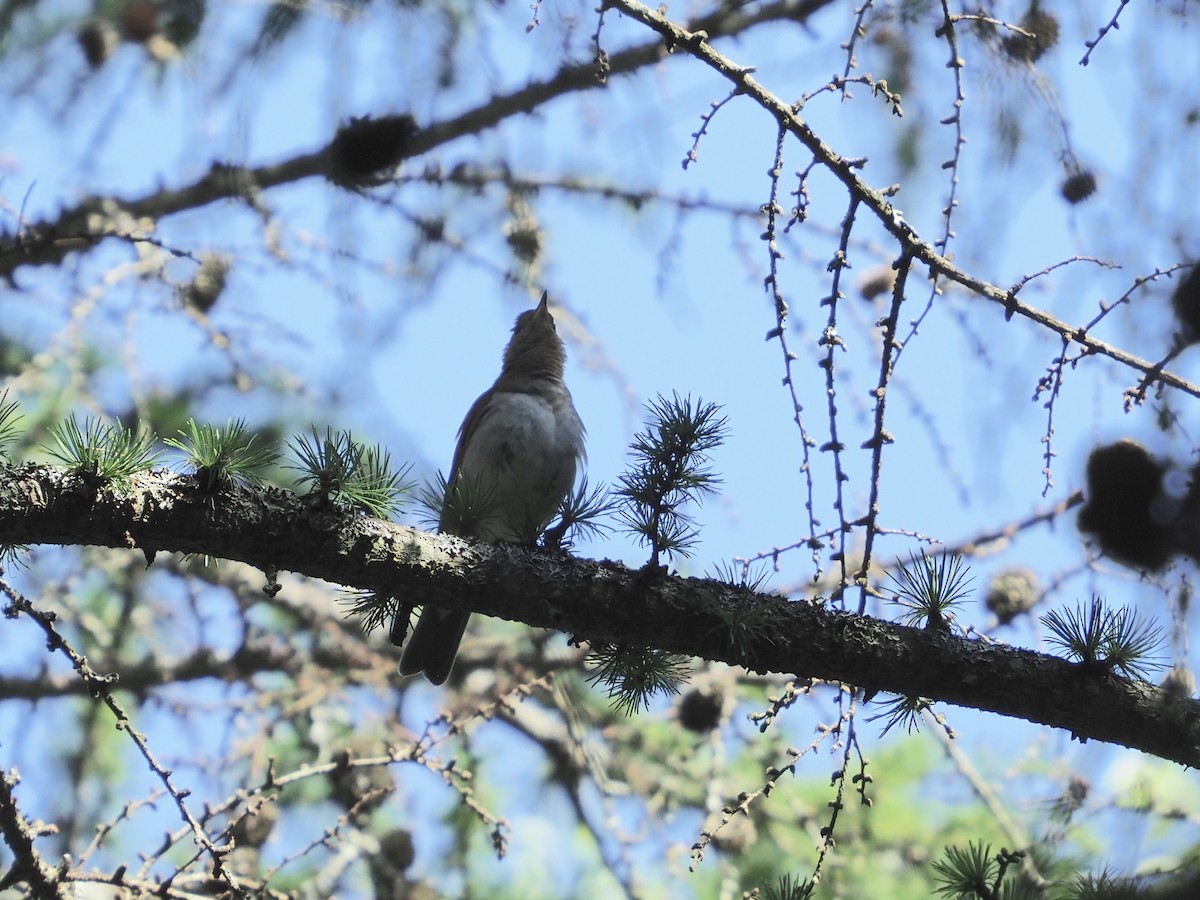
536,291,550,315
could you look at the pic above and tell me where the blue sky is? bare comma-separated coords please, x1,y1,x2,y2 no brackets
3,0,1200,894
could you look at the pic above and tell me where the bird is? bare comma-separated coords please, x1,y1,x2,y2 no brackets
394,292,586,685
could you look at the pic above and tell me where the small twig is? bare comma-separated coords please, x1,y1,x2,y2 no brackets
0,580,244,897
682,85,745,170
0,770,65,898
1080,0,1132,67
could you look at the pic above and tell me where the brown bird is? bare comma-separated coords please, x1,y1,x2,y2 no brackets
394,292,586,684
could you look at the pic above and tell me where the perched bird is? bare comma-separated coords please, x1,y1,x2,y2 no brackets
394,292,586,685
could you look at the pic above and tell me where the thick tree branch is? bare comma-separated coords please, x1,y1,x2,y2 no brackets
1,464,1197,767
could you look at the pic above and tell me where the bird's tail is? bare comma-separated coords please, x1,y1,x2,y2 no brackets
397,606,471,686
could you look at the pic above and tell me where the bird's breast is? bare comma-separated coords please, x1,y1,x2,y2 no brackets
455,389,584,541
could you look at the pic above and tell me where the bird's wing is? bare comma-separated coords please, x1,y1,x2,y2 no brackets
446,386,496,485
